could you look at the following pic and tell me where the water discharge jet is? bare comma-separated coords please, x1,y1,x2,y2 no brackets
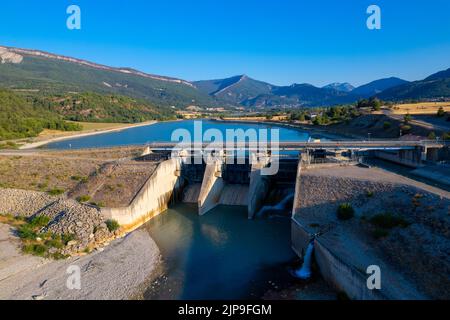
294,241,314,280
256,193,294,218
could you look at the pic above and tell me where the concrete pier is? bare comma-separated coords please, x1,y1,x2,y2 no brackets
198,159,225,215
248,155,271,219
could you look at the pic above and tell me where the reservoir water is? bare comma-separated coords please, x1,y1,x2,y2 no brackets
46,119,310,149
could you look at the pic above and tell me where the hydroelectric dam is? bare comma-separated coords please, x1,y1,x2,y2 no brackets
99,139,448,300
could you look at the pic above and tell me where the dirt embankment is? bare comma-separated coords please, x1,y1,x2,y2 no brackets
296,165,450,299
0,146,163,299
0,188,116,255
0,223,160,300
0,146,160,207
328,114,442,139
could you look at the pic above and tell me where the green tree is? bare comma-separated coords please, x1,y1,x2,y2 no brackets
404,113,412,124
370,97,382,111
428,132,436,140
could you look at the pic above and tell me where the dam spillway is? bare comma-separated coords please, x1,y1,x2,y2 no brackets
102,142,449,300
177,154,299,217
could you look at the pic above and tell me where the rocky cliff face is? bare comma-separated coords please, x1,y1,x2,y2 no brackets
0,47,23,64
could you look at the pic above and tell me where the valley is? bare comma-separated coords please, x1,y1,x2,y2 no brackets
0,44,449,301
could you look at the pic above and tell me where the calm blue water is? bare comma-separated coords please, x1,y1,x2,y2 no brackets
46,120,310,149
143,204,297,300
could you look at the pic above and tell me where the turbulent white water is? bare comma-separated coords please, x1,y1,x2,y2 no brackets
295,242,314,280
256,193,294,218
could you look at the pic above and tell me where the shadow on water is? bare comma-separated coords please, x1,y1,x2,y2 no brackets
142,204,297,300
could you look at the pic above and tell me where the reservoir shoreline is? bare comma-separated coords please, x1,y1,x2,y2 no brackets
19,120,160,150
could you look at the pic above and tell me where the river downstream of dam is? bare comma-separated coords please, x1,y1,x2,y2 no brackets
142,204,335,300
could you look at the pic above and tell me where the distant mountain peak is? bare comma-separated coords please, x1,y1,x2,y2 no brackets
379,68,450,100
323,82,355,92
194,75,273,105
425,68,450,81
352,77,409,96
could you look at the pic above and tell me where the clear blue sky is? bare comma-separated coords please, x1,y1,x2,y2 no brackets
1,0,449,86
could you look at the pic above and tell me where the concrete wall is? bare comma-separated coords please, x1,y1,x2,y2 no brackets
290,160,424,300
292,218,387,300
290,157,383,300
102,158,182,231
198,160,225,215
313,239,386,300
292,156,303,216
373,149,423,168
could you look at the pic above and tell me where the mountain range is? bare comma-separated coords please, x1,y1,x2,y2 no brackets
0,45,449,110
322,83,355,92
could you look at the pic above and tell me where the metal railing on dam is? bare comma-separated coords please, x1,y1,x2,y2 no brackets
145,140,448,151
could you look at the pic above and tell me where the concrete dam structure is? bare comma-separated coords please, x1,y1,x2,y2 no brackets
101,139,447,229
100,140,449,299
179,155,296,217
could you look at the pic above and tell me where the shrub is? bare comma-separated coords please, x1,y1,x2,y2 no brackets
383,122,392,130
106,219,120,232
442,132,450,141
428,132,436,140
372,228,389,239
71,175,82,181
17,225,37,240
76,195,91,203
336,291,350,300
437,107,445,117
369,212,410,229
22,244,48,257
52,252,68,260
337,203,355,220
62,233,75,245
37,182,48,190
80,177,89,183
29,215,50,228
366,191,374,198
0,141,19,150
400,125,411,134
404,113,412,123
45,237,64,249
89,202,105,208
47,188,65,196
